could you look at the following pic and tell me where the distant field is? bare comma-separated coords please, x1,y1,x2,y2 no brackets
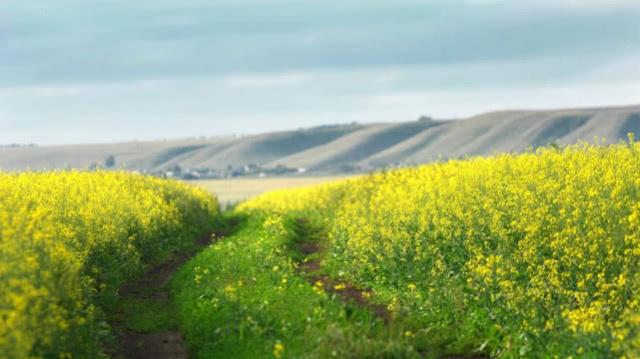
192,176,353,206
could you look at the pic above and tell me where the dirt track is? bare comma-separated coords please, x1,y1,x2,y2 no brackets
113,233,217,359
294,218,391,323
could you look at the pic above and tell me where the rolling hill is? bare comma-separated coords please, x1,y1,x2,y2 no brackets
2,104,639,175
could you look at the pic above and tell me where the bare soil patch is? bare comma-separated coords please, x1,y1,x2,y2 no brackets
112,232,221,359
293,218,391,323
294,218,489,358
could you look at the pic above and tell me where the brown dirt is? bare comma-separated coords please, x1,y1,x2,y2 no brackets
112,232,222,359
295,219,489,359
306,270,392,324
294,219,391,324
118,332,188,359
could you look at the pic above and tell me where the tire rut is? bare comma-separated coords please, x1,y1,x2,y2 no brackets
111,232,222,359
294,218,490,359
293,218,391,324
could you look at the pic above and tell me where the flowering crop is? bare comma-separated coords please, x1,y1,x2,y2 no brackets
0,171,219,358
240,141,640,357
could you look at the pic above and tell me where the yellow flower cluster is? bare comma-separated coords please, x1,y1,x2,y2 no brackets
273,341,285,358
241,141,640,356
0,171,218,358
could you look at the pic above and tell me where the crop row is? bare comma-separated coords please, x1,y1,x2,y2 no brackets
0,171,219,358
240,142,640,357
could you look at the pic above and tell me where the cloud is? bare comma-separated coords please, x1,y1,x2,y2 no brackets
448,0,640,9
366,82,640,118
1,52,638,144
533,0,639,8
0,0,638,143
223,73,313,88
1,0,638,87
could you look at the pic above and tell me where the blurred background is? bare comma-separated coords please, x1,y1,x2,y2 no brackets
1,0,639,203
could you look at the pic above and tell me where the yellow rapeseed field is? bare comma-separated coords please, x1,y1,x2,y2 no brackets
240,141,640,357
0,171,218,358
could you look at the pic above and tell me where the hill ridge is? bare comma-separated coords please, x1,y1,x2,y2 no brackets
2,104,639,176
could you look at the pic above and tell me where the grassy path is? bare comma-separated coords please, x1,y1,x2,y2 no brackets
290,218,489,359
171,214,422,358
108,227,231,359
291,218,391,323
108,213,489,358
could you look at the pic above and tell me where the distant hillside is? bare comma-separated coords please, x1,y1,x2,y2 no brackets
2,104,639,176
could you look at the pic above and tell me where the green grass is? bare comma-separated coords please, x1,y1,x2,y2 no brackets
109,297,178,333
108,211,487,358
171,213,420,358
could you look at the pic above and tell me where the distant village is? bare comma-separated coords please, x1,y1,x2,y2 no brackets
151,163,311,180
0,143,38,148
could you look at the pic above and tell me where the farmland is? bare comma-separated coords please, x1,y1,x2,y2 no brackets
4,141,640,357
0,172,218,358
5,0,639,357
186,140,640,357
192,176,353,206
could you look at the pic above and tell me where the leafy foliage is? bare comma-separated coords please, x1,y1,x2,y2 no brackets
0,171,219,358
240,141,640,357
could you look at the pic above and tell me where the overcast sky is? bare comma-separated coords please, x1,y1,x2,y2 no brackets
1,0,639,144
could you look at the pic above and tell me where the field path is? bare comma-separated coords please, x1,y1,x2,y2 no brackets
112,233,220,359
293,218,391,323
294,218,490,359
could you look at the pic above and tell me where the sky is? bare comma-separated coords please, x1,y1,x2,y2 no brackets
0,0,639,144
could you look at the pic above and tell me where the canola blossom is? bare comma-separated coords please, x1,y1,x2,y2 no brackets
240,141,640,357
0,171,218,358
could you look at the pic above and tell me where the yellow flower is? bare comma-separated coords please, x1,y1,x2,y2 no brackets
239,140,640,356
273,341,285,358
0,171,220,357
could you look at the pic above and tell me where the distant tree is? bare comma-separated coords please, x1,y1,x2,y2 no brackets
105,155,116,168
418,115,433,122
